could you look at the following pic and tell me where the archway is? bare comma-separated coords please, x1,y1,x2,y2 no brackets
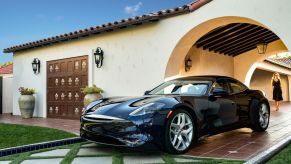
164,16,289,81
165,16,272,79
243,49,289,84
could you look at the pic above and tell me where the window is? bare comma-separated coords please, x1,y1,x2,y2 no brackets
210,79,231,94
149,80,209,96
228,79,248,94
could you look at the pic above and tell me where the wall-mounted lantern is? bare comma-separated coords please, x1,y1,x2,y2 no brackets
94,47,104,68
32,58,40,74
256,41,268,54
185,57,192,72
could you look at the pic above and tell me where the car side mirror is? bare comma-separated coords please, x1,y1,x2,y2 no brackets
209,88,228,101
212,88,229,96
144,90,151,95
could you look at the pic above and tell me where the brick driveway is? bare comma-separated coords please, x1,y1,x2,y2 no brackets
0,102,290,160
186,102,291,160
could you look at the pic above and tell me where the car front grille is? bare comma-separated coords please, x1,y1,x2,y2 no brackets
81,114,136,134
82,114,130,123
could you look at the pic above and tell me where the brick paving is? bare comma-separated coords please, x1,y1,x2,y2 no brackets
0,102,290,161
186,102,291,160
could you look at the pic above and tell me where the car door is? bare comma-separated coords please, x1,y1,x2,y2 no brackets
226,78,250,123
207,78,238,129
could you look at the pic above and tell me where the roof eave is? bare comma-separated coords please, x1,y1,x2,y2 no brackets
3,0,212,53
3,15,162,53
265,59,291,70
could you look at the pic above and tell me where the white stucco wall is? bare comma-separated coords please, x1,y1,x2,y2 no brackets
12,23,181,117
2,76,13,113
12,0,291,117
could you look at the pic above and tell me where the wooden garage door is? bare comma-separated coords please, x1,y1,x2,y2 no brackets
47,56,88,119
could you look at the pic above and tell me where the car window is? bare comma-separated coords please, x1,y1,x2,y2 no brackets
210,79,231,94
227,79,248,94
149,80,209,96
177,84,208,95
163,84,176,94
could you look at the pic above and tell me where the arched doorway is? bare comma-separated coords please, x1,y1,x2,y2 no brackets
243,49,289,87
164,16,290,100
250,68,290,101
165,16,288,78
165,16,271,79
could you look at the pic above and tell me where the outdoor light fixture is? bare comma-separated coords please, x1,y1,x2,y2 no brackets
31,58,40,74
94,47,104,68
185,57,192,72
256,41,268,54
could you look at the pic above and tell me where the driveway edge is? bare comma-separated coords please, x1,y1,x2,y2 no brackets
245,135,291,164
0,137,84,157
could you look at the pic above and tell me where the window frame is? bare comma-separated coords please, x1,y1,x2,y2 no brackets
148,80,212,96
209,78,232,95
226,78,248,95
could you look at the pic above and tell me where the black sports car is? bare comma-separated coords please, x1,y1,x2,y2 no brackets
80,76,270,154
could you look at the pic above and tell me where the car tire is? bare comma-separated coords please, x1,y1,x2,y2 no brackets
250,100,270,132
164,109,196,154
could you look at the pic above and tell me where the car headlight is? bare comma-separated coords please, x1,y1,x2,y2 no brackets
129,102,165,116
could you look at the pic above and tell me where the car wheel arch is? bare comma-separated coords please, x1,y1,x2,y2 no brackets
261,99,270,110
167,104,199,132
249,98,259,120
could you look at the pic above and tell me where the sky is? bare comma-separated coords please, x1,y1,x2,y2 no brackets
0,0,192,64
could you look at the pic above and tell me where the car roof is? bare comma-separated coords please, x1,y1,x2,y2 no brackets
173,75,233,81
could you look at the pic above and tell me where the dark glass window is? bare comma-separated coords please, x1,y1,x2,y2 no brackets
228,79,248,94
149,80,210,96
210,79,231,94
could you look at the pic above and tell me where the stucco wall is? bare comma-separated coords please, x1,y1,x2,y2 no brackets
250,69,289,101
165,0,291,79
2,76,13,113
180,47,234,76
233,40,288,86
289,76,291,101
256,61,291,77
12,0,291,117
12,22,186,117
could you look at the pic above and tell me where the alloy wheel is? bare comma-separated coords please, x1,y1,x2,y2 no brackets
259,103,269,129
169,113,193,151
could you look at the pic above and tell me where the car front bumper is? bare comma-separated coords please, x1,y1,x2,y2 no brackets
80,114,154,147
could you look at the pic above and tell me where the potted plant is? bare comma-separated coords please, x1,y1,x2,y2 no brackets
81,85,104,107
18,87,36,118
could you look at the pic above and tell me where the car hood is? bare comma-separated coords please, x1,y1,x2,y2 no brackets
85,95,177,119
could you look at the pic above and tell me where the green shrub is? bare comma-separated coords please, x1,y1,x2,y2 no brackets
81,85,104,94
18,87,36,95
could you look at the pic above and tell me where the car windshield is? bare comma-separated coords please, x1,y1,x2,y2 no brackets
149,80,210,96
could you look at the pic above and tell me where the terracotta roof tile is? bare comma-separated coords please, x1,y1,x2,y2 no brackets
3,0,211,53
266,58,291,69
0,64,13,75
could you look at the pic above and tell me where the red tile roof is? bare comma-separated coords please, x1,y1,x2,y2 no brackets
3,0,211,53
0,64,13,75
266,58,291,69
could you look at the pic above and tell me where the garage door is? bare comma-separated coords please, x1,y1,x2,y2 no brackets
47,56,88,119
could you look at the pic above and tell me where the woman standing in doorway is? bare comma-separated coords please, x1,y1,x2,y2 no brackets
272,72,283,111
